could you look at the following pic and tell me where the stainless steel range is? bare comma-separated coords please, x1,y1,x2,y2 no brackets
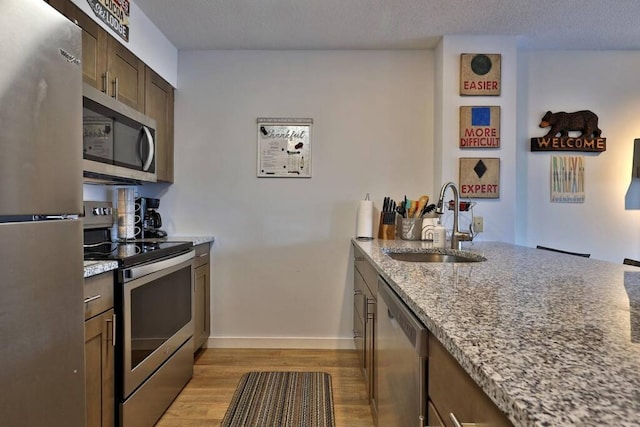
84,201,194,427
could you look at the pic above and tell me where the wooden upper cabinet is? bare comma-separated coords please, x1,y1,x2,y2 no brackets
107,38,145,112
48,0,145,112
64,2,108,90
145,67,175,182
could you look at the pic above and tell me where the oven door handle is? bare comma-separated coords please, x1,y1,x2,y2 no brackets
123,250,194,281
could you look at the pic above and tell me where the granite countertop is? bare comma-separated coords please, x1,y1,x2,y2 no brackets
83,260,118,278
167,235,215,246
352,239,640,427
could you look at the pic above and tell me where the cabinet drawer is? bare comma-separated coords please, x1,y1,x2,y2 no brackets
428,334,513,427
84,272,114,320
354,247,378,299
193,243,210,268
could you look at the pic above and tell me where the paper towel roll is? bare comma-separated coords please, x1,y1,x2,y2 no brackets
356,199,373,239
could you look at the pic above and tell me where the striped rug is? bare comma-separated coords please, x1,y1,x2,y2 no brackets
221,371,335,427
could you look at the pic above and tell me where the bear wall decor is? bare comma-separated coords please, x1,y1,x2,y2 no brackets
530,110,606,152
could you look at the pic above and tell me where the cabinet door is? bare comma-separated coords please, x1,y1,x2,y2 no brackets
64,1,108,90
85,309,115,427
107,38,145,111
366,296,378,421
145,67,175,182
194,263,210,351
44,0,67,14
428,334,513,427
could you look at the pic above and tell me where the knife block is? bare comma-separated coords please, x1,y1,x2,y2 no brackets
378,213,396,240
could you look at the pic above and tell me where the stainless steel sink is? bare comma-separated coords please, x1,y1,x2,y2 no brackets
385,251,486,263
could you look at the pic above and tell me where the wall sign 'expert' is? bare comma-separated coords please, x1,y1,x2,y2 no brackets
530,110,606,152
460,54,501,96
459,106,500,148
257,118,312,178
459,158,500,198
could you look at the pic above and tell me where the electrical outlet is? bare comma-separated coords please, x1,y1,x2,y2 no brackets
473,216,484,233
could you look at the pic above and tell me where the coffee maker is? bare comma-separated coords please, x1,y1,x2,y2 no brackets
135,197,167,239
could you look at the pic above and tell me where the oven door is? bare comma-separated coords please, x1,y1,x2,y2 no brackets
120,250,194,399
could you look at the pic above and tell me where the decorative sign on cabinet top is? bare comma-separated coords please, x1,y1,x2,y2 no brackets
86,0,130,41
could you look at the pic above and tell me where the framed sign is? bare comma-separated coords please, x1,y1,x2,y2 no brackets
460,53,501,96
257,118,312,178
551,156,585,203
459,106,500,148
459,157,500,198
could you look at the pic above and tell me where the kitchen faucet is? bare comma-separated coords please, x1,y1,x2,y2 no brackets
436,182,473,250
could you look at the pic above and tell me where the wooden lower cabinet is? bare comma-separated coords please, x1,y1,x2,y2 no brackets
428,334,513,427
193,243,211,352
353,245,378,422
84,272,115,427
85,308,115,427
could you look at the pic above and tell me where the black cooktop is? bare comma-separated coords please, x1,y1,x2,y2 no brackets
84,228,192,268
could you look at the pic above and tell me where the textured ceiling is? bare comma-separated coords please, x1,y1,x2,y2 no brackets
133,0,640,51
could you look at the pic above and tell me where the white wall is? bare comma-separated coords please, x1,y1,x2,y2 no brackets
522,51,640,262
435,36,519,243
69,0,178,86
146,50,434,347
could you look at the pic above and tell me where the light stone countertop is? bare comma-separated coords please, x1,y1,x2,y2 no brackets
83,260,118,278
352,239,640,427
165,235,215,246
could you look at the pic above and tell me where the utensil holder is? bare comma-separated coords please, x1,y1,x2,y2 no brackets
399,217,422,241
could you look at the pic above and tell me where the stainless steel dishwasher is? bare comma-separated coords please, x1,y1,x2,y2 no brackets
377,277,428,427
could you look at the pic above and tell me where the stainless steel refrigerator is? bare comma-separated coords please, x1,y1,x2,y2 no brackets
0,0,85,425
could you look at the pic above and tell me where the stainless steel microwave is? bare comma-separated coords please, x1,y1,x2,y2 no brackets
82,83,157,183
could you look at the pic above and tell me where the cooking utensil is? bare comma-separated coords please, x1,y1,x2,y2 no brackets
416,195,429,218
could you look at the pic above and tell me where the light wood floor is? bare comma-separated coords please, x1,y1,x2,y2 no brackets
156,348,375,427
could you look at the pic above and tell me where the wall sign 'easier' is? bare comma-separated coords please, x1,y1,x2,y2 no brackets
257,118,312,178
460,54,501,96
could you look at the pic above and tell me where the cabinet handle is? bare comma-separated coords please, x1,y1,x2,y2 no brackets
448,413,478,427
101,72,109,94
354,256,364,261
198,253,208,258
367,302,375,320
112,77,119,99
352,329,362,338
84,294,101,304
354,289,363,295
105,313,116,347
111,313,116,347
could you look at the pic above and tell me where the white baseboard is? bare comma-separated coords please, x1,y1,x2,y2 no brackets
206,337,356,350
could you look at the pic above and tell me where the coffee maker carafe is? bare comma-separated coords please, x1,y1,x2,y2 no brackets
135,197,167,239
